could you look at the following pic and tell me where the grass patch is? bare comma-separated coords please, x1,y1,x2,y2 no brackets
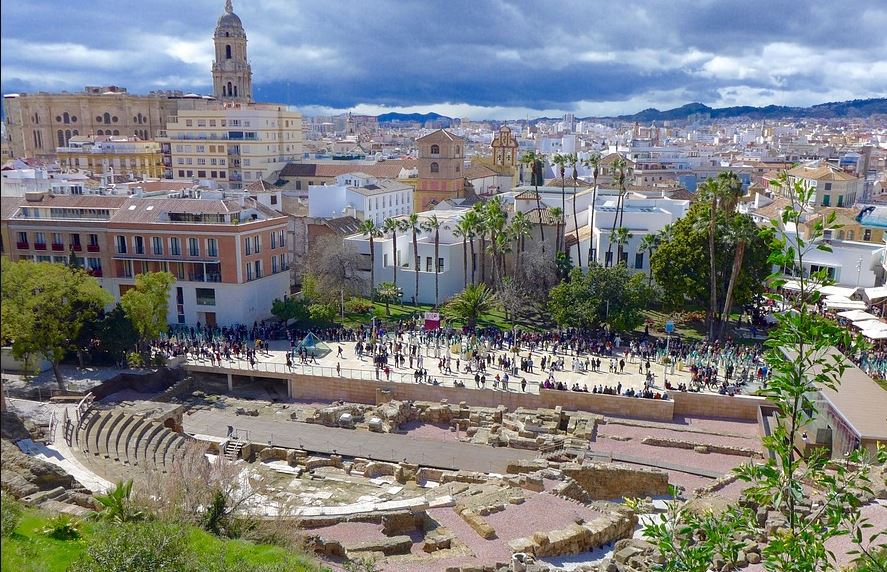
1,508,320,572
339,300,545,332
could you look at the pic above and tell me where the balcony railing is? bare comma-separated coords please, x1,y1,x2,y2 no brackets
34,243,47,251
16,241,28,249
87,244,100,252
51,243,64,251
188,272,222,283
70,244,82,251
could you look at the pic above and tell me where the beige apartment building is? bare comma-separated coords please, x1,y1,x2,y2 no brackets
56,135,163,178
165,104,303,190
785,163,863,208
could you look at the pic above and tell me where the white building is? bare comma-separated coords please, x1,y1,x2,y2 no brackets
308,172,413,224
1,167,90,197
576,196,690,272
345,209,469,305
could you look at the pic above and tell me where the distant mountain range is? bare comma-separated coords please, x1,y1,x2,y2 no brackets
376,112,453,126
611,99,887,122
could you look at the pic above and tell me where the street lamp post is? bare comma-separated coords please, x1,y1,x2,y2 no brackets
856,256,863,289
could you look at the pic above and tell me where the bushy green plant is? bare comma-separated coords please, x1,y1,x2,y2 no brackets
71,521,190,572
93,480,144,524
41,514,81,540
1,491,22,537
344,297,373,314
307,303,336,323
125,352,143,368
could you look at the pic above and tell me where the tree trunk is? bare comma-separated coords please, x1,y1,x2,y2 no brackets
462,238,468,288
434,229,440,307
589,177,598,265
606,194,619,267
480,236,486,284
647,249,654,286
413,230,419,306
469,238,476,285
719,241,746,343
572,186,582,267
369,236,375,299
709,199,718,341
391,231,398,291
52,360,65,393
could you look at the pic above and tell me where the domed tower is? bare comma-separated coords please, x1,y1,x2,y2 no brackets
212,0,252,102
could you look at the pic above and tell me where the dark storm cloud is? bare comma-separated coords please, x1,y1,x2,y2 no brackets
2,0,885,117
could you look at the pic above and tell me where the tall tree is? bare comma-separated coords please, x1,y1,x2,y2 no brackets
548,206,564,253
552,153,568,223
382,217,402,294
404,213,422,305
582,153,602,265
453,213,475,288
421,214,443,307
611,226,633,266
472,203,488,283
120,271,176,350
358,219,381,299
719,217,766,342
638,233,661,286
304,234,366,315
568,152,582,266
548,265,648,332
606,155,630,267
520,150,547,251
483,197,508,284
509,211,532,278
374,282,401,316
1,260,113,390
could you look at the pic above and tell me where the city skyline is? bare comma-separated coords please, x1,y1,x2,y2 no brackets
1,0,886,120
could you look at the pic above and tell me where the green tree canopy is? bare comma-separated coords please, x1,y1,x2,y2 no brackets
1,259,113,389
271,297,309,322
444,283,497,329
547,265,649,332
651,202,769,314
119,272,175,345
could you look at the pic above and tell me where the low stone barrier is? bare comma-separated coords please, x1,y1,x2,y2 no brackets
508,510,637,557
561,462,669,500
641,436,761,458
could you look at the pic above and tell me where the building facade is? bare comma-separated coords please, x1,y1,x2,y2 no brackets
1,192,290,326
785,163,863,208
415,130,466,211
491,125,519,169
165,103,303,190
308,172,413,224
56,135,163,178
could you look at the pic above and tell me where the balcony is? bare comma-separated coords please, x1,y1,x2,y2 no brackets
188,272,222,283
16,241,29,249
87,244,100,252
51,243,64,251
70,244,82,251
87,268,103,278
34,243,47,251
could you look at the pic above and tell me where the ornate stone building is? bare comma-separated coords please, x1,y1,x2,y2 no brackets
415,129,466,210
212,0,253,102
491,125,519,169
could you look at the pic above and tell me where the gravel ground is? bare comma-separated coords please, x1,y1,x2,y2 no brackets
483,492,605,542
400,421,460,442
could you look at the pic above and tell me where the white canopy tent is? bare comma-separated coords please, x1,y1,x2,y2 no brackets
859,320,887,333
819,285,859,299
825,296,867,310
838,310,879,322
862,286,887,304
861,329,887,340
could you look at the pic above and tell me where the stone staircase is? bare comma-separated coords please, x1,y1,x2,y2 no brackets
20,486,93,517
223,439,245,462
73,408,191,480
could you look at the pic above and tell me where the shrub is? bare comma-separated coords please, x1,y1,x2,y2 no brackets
71,521,191,572
1,491,22,536
93,480,144,524
308,303,336,324
126,352,143,368
344,297,373,314
41,514,81,540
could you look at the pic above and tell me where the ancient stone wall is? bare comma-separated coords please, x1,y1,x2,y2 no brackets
561,463,669,500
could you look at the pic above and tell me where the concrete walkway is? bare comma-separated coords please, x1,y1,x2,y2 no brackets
183,409,537,473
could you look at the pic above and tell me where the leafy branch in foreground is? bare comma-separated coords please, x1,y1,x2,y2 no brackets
637,173,887,572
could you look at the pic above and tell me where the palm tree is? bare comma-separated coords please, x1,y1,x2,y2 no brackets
382,217,402,295
638,233,661,285
375,281,401,316
701,172,744,340
444,283,497,330
582,153,602,265
552,152,568,220
509,211,532,277
719,218,758,343
471,203,488,283
358,219,381,299
483,197,507,283
453,214,475,288
606,156,629,267
548,206,564,253
611,226,633,266
405,213,422,306
520,150,546,252
568,153,581,266
422,214,443,307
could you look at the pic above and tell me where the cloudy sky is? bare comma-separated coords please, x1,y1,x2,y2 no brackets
2,0,885,119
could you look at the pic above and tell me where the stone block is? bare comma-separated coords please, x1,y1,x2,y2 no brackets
459,508,496,539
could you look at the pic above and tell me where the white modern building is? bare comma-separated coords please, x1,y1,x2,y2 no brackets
345,209,468,305
1,167,90,197
308,172,413,224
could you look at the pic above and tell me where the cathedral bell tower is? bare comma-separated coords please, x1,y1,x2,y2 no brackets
212,0,252,102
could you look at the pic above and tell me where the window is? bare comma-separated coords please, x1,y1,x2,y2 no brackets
225,45,232,59
207,239,218,257
244,237,251,255
152,237,163,255
122,260,133,278
188,238,199,256
822,195,830,207
430,162,439,173
430,144,440,154
197,170,206,178
134,236,145,255
864,229,872,242
271,232,277,249
17,232,28,246
252,235,261,253
426,256,432,272
809,264,836,280
170,237,181,256
52,232,63,246
254,260,262,278
847,230,855,240
246,263,254,281
824,183,832,190
837,195,844,207
87,258,101,271
384,253,389,266
115,235,127,253
635,252,644,269
89,234,99,246
272,256,279,274
196,288,216,306
437,257,444,272
604,251,613,266
71,234,81,247
185,119,193,127
280,254,287,270
178,170,185,177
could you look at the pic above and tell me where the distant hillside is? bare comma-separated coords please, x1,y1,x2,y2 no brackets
611,98,887,122
376,112,453,126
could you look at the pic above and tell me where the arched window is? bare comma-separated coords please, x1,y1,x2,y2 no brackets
97,129,104,136
65,129,72,143
233,85,238,97
57,130,65,147
227,82,233,97
103,112,111,124
72,130,78,136
430,144,440,155
112,130,119,136
455,145,460,155
63,112,70,124
430,162,439,173
847,230,855,240
225,45,232,59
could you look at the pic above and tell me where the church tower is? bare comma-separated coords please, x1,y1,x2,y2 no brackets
212,0,252,102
